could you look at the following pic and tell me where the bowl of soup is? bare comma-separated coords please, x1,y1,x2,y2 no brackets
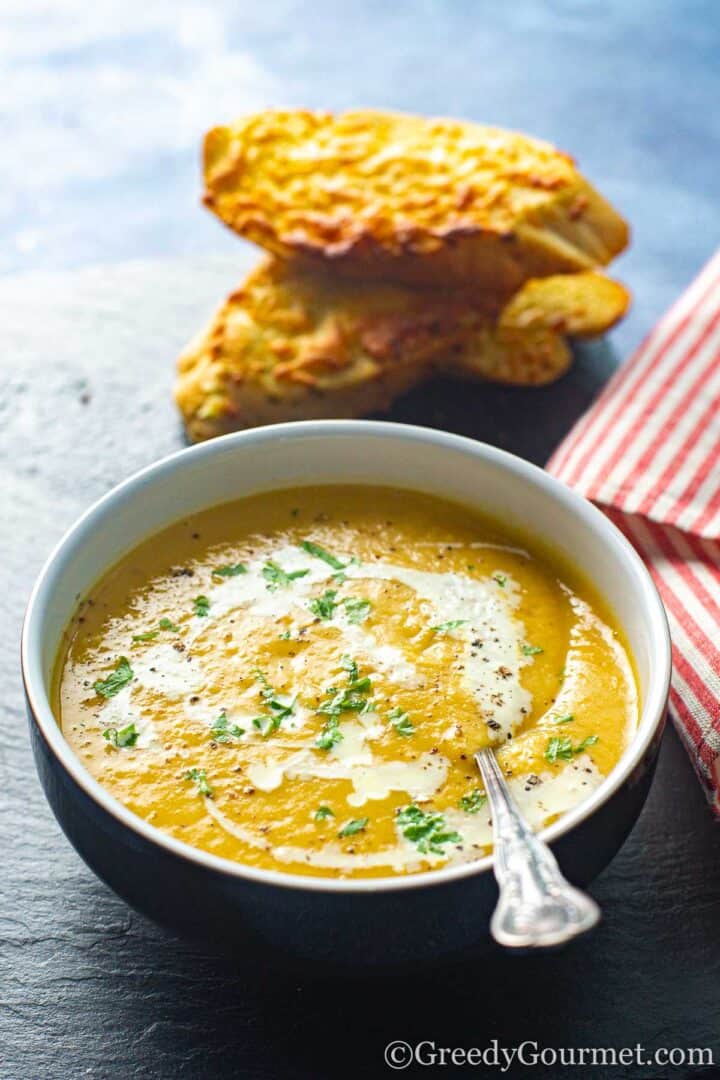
22,421,671,967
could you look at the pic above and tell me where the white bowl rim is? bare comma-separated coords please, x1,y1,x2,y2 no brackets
22,419,672,895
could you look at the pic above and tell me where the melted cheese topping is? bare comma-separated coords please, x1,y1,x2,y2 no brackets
55,486,637,879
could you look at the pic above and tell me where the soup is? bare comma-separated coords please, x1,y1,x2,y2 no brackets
54,486,637,879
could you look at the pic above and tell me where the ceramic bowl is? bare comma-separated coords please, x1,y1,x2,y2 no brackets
22,421,671,968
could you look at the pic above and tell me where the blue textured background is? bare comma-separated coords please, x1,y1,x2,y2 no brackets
4,0,719,354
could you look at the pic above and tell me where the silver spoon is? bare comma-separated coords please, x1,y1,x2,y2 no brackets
475,747,601,949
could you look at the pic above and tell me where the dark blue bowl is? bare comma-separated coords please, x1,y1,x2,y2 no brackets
21,422,671,968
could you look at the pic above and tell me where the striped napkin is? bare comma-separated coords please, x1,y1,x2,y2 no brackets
547,252,720,815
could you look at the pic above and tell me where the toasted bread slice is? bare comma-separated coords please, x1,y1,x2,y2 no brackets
447,270,629,386
499,271,630,337
203,109,629,292
175,261,628,440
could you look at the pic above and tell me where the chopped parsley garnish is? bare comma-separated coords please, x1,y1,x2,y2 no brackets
93,657,134,699
102,722,138,748
279,630,292,640
318,657,373,717
315,658,373,749
253,714,282,737
388,706,414,736
545,736,573,763
210,710,245,742
545,734,599,764
300,540,347,570
193,595,210,617
315,714,343,750
459,789,487,814
554,714,575,724
308,588,338,620
493,573,507,587
341,655,359,681
212,562,247,578
396,805,461,855
343,597,372,624
431,619,467,634
576,734,599,752
251,672,295,737
133,617,180,642
185,767,213,797
318,682,372,717
338,817,369,838
522,644,544,656
262,560,310,590
314,806,335,821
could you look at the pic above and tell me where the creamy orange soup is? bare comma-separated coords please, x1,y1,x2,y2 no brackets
55,486,637,878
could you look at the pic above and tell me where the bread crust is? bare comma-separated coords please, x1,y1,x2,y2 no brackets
203,109,629,291
175,260,629,440
500,271,631,337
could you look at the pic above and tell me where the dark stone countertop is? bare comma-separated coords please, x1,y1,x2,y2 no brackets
2,253,719,1080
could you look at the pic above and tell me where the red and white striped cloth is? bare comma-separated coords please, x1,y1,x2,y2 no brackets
548,251,720,815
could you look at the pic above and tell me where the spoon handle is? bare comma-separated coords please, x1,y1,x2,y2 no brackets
475,748,600,949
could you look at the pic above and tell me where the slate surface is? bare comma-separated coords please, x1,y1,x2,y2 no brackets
1,254,720,1080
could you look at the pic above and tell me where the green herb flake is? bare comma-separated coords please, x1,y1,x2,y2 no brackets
545,736,573,763
262,560,310,590
300,540,347,570
554,714,575,725
185,767,213,797
212,562,247,578
252,714,281,738
396,805,461,855
522,644,544,656
251,673,295,737
193,595,211,618
431,619,467,635
493,573,507,587
343,597,372,624
545,733,599,764
341,655,359,681
318,683,372,718
102,722,139,748
308,588,338,620
279,630,292,640
314,806,335,821
93,657,134,699
338,817,369,838
315,714,343,751
134,616,181,641
459,789,487,814
210,710,244,742
315,658,374,745
388,706,415,736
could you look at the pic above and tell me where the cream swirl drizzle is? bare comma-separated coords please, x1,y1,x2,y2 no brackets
93,544,602,871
